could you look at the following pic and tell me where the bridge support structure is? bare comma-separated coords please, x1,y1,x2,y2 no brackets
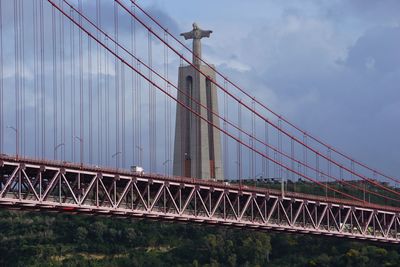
0,156,399,244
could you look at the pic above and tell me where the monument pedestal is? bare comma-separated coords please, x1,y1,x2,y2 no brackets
173,64,223,180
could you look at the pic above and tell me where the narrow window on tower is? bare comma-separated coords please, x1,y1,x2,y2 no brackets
206,78,215,178
184,76,193,177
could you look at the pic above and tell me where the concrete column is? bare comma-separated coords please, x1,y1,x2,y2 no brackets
173,64,224,180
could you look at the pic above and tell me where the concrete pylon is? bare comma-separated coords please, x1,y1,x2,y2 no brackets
173,23,223,180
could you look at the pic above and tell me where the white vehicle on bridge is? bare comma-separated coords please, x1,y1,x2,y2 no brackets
131,166,144,176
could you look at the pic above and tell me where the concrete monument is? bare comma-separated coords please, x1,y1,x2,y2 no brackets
181,23,212,66
173,23,224,180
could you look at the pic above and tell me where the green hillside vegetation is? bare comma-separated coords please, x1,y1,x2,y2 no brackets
0,209,398,267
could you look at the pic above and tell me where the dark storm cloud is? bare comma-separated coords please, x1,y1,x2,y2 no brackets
144,5,181,35
331,0,400,21
345,26,400,73
81,1,180,39
206,2,400,176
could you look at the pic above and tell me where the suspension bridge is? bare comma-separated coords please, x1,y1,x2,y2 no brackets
0,0,399,244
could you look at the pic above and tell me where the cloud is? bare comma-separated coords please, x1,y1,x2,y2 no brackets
325,0,400,25
204,2,400,176
86,1,181,40
345,26,400,73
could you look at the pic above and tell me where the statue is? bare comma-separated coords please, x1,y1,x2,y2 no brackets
181,23,212,66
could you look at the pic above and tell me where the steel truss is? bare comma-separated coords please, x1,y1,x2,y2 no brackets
0,156,399,244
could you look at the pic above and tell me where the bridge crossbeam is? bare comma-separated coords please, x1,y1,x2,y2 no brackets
0,157,398,244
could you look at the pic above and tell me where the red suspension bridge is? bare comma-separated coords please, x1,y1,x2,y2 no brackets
0,0,399,244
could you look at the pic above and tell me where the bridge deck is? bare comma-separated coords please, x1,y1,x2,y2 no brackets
0,155,399,244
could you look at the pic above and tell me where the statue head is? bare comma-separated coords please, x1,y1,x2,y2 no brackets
192,22,199,30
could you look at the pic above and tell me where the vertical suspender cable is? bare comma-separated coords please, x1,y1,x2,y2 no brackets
33,0,39,158
303,134,308,177
327,148,331,197
114,1,120,168
179,57,184,176
291,138,295,181
278,119,282,179
15,0,19,156
316,152,320,194
0,0,3,153
86,0,93,164
96,0,100,164
70,7,75,162
251,99,255,179
152,32,156,172
17,0,21,157
130,4,138,164
148,30,154,171
79,0,83,164
351,160,355,181
40,0,45,159
60,5,65,160
274,151,277,179
106,36,110,165
14,0,19,157
86,0,92,164
52,7,58,159
121,61,126,168
166,34,171,175
137,62,142,166
265,122,269,178
97,0,102,165
120,11,126,168
20,0,26,157
89,37,93,163
237,101,242,181
163,31,168,174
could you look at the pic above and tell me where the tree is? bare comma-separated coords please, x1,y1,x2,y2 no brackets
75,227,88,243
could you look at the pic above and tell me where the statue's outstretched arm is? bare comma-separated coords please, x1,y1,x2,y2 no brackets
180,32,194,40
201,30,213,38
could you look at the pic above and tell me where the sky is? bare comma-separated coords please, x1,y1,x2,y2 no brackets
0,0,398,180
137,0,400,177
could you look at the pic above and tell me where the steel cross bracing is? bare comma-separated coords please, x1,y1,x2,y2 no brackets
0,156,399,244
